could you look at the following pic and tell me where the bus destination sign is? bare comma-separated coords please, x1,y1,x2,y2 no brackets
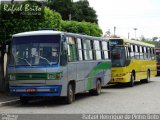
109,39,123,46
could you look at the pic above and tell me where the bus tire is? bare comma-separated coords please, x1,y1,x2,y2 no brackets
65,84,75,104
90,80,101,95
20,97,29,104
128,73,134,87
144,71,150,83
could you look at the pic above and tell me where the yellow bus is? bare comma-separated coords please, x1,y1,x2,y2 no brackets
109,38,157,87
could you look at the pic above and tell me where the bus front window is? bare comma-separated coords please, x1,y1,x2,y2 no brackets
9,35,60,66
111,47,126,67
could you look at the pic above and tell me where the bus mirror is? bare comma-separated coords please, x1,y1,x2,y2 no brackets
6,45,8,53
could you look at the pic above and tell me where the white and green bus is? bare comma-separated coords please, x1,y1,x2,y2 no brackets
8,30,111,104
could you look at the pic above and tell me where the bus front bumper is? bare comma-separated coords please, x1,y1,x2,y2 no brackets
9,86,62,97
109,74,131,83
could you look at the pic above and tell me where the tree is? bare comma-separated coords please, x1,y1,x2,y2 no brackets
0,6,61,42
72,0,98,23
140,36,160,47
47,0,98,23
61,20,102,36
152,37,158,41
47,0,73,20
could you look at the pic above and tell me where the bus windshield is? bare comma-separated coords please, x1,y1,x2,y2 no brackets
9,35,60,66
111,46,126,67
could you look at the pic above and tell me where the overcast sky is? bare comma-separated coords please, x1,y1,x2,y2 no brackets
87,0,160,39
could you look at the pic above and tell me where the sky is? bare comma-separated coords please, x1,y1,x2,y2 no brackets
86,0,160,39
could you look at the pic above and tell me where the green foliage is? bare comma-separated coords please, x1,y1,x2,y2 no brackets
61,20,102,37
141,36,160,47
38,7,62,30
0,5,61,43
47,0,98,23
47,0,73,20
72,0,98,23
143,40,160,48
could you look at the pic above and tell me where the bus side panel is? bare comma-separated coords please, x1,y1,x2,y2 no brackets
56,61,111,96
103,69,112,86
75,62,86,93
85,61,112,90
76,61,111,92
77,61,97,92
66,62,85,94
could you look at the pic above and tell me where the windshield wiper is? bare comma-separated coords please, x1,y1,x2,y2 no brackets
17,57,31,66
39,56,53,65
32,54,52,65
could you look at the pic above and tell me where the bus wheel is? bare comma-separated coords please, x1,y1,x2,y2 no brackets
144,71,150,83
65,84,75,104
128,73,134,87
20,97,29,104
90,80,101,95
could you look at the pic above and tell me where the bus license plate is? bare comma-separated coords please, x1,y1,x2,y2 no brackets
26,88,36,93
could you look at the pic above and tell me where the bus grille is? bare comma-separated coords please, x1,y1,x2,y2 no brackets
16,73,47,80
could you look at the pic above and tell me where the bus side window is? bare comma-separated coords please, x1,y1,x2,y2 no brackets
139,46,143,59
151,48,155,60
82,39,93,60
135,45,139,59
147,47,151,60
125,47,130,60
130,44,134,59
143,47,147,60
66,37,78,62
77,38,83,61
94,40,102,60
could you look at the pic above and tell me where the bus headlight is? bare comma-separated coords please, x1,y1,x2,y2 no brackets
48,74,54,79
9,74,16,80
47,73,62,80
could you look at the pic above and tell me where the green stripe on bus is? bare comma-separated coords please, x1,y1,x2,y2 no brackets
86,61,112,90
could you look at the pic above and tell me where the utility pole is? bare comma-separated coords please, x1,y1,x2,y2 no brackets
133,28,137,40
128,32,130,39
113,26,116,36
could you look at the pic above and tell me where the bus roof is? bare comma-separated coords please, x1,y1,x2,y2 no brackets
109,38,155,47
12,30,108,41
13,30,63,37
